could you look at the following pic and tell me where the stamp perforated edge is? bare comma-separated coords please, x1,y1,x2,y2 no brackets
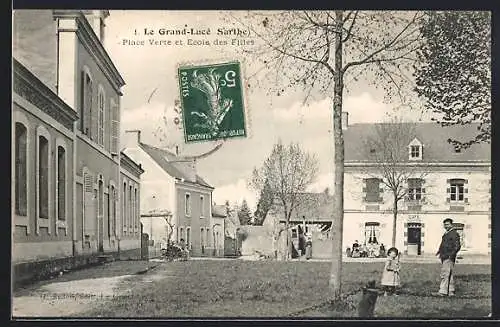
174,55,253,145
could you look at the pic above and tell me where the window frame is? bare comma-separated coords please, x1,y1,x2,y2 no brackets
97,85,106,147
200,195,205,218
364,178,382,203
80,67,93,137
15,122,28,217
407,178,425,202
55,139,69,236
449,179,466,203
364,222,381,245
13,112,31,234
110,97,119,155
185,192,192,217
36,126,51,234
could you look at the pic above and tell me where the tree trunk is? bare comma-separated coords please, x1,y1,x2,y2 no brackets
392,199,398,247
329,10,345,301
285,219,290,260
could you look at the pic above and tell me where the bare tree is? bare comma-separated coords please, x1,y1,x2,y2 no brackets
250,140,319,260
228,10,424,299
362,118,428,247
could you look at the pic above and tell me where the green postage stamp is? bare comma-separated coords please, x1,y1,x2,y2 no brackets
178,62,247,143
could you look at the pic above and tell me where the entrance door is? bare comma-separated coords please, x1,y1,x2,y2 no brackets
407,223,422,255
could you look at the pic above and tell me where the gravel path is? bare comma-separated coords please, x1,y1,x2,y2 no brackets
12,261,161,318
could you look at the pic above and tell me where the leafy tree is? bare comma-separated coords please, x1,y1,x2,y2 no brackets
253,178,274,226
414,11,491,149
250,140,319,260
237,199,253,225
230,10,423,299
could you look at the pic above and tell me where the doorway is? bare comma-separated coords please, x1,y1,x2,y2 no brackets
407,223,422,255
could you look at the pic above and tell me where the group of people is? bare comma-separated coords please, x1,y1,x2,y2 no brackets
348,241,386,258
379,218,462,297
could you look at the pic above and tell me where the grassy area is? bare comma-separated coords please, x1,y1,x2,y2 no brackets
80,260,491,318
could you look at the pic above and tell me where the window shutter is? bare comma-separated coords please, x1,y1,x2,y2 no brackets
446,197,450,203
111,101,119,154
446,188,450,193
446,179,451,184
83,172,95,234
464,198,468,204
464,188,468,194
421,188,426,193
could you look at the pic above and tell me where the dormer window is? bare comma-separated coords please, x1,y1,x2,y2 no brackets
408,138,423,161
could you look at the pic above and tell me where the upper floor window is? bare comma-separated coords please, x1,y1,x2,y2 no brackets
447,178,468,203
408,138,423,161
185,193,191,216
15,123,28,216
110,98,119,155
57,146,66,220
200,195,205,218
38,135,49,219
364,178,382,203
80,69,93,137
97,86,105,147
407,178,425,201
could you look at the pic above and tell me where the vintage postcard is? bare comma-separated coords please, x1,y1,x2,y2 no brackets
11,9,492,319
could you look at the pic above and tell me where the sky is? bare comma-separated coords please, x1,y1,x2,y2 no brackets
104,10,433,210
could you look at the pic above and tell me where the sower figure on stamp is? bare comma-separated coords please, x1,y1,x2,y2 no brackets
434,218,461,297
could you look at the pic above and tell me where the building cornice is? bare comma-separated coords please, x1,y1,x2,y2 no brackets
120,152,144,177
345,161,490,167
175,180,214,192
53,10,125,94
13,59,79,130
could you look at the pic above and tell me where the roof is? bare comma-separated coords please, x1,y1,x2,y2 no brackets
272,192,334,222
344,122,490,163
139,142,213,188
212,205,227,218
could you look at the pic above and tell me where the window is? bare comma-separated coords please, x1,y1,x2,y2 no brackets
448,179,467,203
179,227,184,241
407,178,425,201
109,185,115,237
206,228,210,247
97,86,105,146
200,195,205,217
453,223,466,249
80,69,93,136
129,185,133,230
98,178,104,217
134,188,138,232
57,146,66,220
110,98,119,154
364,178,382,203
185,193,191,216
410,145,421,159
123,182,127,233
201,228,205,254
15,123,27,216
186,227,191,249
38,135,49,219
364,222,380,245
408,138,423,160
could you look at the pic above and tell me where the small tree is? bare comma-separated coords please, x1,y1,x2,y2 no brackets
414,11,491,149
250,140,319,259
253,178,274,226
362,118,428,247
237,199,253,225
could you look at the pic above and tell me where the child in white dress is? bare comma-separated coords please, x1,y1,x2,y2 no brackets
381,247,401,296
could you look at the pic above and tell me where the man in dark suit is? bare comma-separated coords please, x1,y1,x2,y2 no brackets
434,218,461,296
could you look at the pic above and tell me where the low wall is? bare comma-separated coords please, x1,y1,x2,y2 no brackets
12,247,142,289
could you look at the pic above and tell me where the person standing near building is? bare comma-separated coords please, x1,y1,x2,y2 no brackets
434,218,461,297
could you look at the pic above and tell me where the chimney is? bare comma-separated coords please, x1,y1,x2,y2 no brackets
83,10,109,43
342,112,349,130
124,130,141,148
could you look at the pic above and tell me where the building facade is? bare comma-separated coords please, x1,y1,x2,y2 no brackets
342,113,491,256
12,10,143,282
122,130,217,257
